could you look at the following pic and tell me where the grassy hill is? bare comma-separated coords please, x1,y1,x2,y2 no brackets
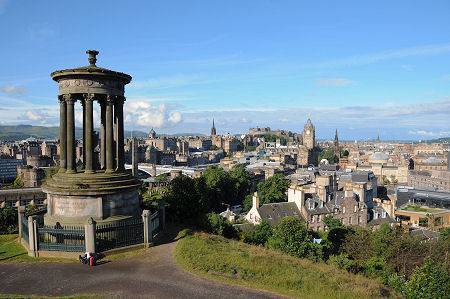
175,233,398,299
0,125,147,141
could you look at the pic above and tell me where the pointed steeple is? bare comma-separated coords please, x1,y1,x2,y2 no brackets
211,118,217,136
334,129,339,142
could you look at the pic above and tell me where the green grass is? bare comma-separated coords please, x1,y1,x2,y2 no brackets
175,233,399,299
0,234,74,263
400,204,443,213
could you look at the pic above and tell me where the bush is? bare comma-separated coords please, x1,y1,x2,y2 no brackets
242,220,272,245
403,258,450,299
204,213,238,239
328,253,358,273
0,206,17,233
267,217,311,258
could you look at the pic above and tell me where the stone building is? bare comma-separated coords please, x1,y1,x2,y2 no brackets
17,165,45,187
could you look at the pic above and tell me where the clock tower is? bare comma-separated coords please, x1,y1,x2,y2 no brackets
303,118,315,150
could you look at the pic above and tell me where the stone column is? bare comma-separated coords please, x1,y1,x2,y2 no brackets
105,95,115,173
142,210,150,248
84,93,95,173
84,217,96,253
58,96,67,172
65,94,76,173
82,99,86,168
100,100,106,170
115,96,125,171
132,137,138,177
27,216,36,256
17,206,25,238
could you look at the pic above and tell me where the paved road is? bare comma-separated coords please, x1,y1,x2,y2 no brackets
0,241,279,298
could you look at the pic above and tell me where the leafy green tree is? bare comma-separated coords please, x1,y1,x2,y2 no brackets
318,148,339,164
12,176,24,189
229,164,251,204
204,212,237,239
242,194,253,212
341,149,349,157
0,206,17,233
328,253,358,273
403,259,450,299
257,173,289,205
323,215,343,230
242,220,273,245
267,216,312,258
203,166,236,210
165,175,209,224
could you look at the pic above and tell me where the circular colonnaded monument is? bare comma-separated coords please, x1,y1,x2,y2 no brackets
42,50,141,226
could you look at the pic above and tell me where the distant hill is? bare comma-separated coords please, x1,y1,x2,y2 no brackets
0,125,147,141
418,137,450,144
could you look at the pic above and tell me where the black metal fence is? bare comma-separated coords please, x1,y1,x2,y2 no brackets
95,216,144,252
150,211,160,238
37,224,85,252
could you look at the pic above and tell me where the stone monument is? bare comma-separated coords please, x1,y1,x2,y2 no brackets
42,50,141,226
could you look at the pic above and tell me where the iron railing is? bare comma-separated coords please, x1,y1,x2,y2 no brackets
95,216,144,252
37,224,85,252
150,211,160,238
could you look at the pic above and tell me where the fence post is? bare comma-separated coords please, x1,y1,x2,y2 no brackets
17,206,25,239
84,217,96,253
142,210,150,248
27,216,36,257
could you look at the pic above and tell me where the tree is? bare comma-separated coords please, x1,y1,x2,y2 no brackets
229,164,251,204
403,259,450,299
12,176,24,189
0,206,17,233
165,175,209,224
242,220,273,245
257,173,289,205
267,216,312,258
204,212,238,239
341,149,349,157
203,166,236,210
318,148,338,164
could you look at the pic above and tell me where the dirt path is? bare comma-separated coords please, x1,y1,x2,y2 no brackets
0,241,279,298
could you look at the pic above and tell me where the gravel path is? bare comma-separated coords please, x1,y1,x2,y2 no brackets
0,241,279,298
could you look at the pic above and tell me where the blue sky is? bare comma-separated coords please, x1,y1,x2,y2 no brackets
1,1,450,140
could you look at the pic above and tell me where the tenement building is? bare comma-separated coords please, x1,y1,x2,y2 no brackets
42,50,140,226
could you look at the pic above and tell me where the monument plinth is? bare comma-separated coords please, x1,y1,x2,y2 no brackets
42,50,141,225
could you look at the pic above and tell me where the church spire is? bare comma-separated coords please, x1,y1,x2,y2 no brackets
334,128,339,143
211,118,217,136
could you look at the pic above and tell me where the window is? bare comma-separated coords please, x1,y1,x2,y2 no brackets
354,205,357,212
342,207,346,214
348,217,352,225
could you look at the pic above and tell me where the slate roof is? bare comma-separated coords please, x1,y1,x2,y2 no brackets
256,202,303,225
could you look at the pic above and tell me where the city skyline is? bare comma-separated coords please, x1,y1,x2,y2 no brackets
1,1,450,140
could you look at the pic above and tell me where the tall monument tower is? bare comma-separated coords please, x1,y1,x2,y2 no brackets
303,118,315,150
333,129,340,158
42,50,141,226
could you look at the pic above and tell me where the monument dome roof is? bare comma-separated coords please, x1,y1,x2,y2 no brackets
51,50,131,84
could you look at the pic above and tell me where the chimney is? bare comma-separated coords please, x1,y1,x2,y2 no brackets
252,192,260,209
288,186,304,210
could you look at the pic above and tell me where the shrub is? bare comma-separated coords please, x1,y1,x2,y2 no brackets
328,253,358,273
0,206,17,233
204,213,237,239
267,217,311,258
403,258,450,299
242,220,272,245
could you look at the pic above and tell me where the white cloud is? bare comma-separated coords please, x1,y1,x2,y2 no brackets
408,130,450,137
26,111,44,121
124,99,182,129
168,111,182,124
315,78,354,87
0,85,26,94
